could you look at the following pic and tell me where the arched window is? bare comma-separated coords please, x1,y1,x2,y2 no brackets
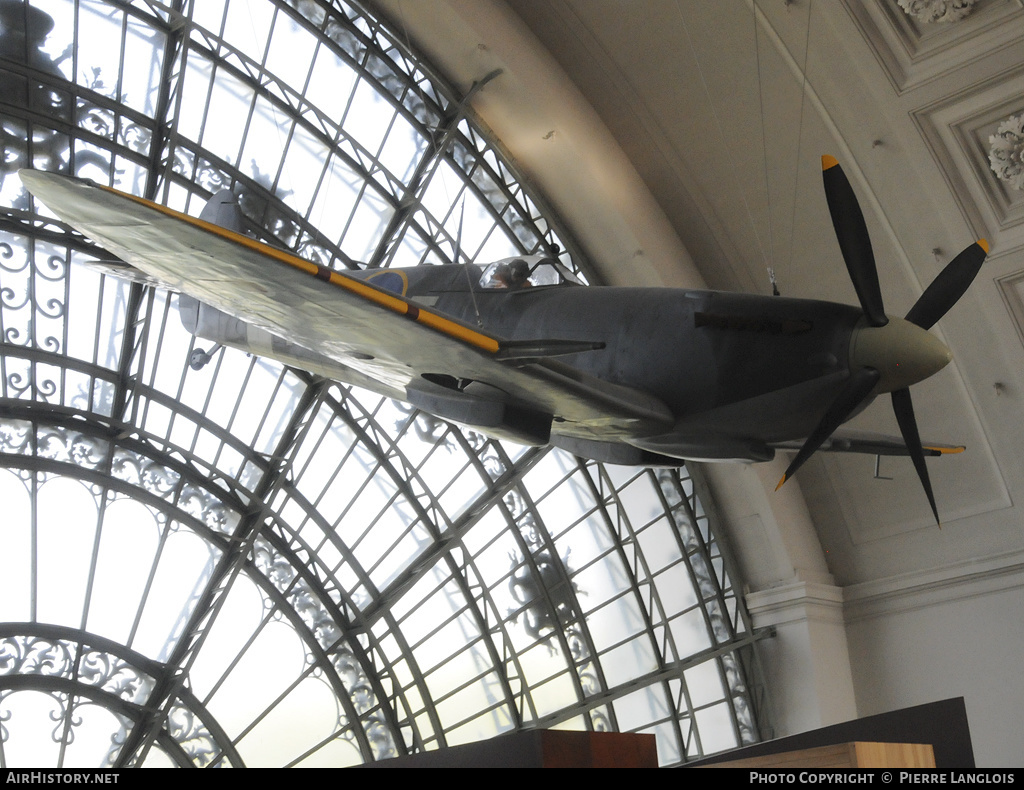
0,0,764,766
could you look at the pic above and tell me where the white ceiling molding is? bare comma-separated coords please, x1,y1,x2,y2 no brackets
843,547,1024,623
996,268,1024,348
844,0,1024,93
912,65,1024,249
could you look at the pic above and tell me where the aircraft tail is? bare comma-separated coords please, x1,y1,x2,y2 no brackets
198,189,247,234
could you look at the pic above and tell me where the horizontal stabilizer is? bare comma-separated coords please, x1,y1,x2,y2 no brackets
771,430,963,458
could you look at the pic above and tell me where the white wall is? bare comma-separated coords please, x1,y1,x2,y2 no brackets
844,552,1024,768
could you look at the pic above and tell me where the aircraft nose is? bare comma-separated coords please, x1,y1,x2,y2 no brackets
849,316,952,393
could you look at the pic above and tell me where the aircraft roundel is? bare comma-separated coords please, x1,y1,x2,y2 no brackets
365,270,408,296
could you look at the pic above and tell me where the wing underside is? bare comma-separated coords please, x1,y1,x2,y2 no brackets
22,170,672,440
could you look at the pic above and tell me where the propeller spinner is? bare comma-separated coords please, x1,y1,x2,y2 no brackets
776,156,988,525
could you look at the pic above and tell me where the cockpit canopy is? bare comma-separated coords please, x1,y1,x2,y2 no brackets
478,256,585,290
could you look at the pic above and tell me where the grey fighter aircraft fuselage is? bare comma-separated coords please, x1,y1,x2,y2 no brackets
341,262,867,464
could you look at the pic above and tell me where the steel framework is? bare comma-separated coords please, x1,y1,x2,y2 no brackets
0,0,766,767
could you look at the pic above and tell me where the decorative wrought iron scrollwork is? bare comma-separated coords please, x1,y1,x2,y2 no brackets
165,704,223,768
0,634,157,708
0,418,32,455
48,692,81,746
507,546,581,646
1,237,34,346
34,252,66,284
253,536,297,593
478,441,508,480
365,715,396,760
102,711,131,768
0,635,75,678
330,645,396,757
194,159,233,196
170,147,195,179
178,482,236,534
590,706,611,732
252,536,399,758
36,425,110,469
722,652,757,745
77,100,116,141
505,489,587,668
119,122,152,157
79,649,155,706
0,699,11,744
392,402,452,447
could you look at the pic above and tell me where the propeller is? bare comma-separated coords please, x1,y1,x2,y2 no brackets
776,156,988,524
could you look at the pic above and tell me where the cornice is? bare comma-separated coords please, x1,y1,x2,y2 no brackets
843,549,1024,622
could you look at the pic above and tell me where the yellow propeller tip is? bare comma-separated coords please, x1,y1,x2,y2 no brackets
775,475,787,492
822,155,839,171
924,445,965,455
977,238,989,254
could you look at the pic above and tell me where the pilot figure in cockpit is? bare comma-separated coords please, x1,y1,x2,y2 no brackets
496,259,532,289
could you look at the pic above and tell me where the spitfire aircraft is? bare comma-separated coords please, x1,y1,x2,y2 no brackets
20,158,987,523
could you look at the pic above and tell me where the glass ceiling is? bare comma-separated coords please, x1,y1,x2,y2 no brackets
0,0,765,767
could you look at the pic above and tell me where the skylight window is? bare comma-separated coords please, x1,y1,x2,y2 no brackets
0,0,762,766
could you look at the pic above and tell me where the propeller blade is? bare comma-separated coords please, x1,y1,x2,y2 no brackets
776,366,881,490
891,386,940,525
822,156,888,327
905,240,989,330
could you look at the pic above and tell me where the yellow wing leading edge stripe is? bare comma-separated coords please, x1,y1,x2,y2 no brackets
101,185,501,354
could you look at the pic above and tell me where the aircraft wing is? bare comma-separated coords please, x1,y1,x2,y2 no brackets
73,259,174,290
771,430,964,458
22,170,672,439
